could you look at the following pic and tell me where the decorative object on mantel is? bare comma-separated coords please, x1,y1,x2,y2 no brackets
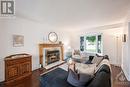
13,35,24,47
48,32,58,43
43,35,48,43
59,41,62,44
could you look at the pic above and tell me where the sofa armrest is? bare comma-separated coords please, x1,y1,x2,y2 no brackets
87,70,111,87
96,64,110,74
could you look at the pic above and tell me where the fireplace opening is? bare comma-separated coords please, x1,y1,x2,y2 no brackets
45,49,60,65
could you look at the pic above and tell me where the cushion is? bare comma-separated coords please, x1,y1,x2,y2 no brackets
91,56,103,66
73,50,80,55
75,63,96,75
84,56,94,64
67,63,96,87
80,52,89,58
72,55,81,63
89,56,94,61
72,55,81,59
85,60,92,64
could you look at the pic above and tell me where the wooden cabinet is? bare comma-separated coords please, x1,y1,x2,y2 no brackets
5,54,32,83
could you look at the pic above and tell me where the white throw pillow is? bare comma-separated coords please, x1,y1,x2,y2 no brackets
72,55,81,59
75,63,96,75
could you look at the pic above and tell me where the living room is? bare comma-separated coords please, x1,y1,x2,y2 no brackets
0,0,130,87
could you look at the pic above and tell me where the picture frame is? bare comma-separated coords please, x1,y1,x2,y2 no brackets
13,35,24,47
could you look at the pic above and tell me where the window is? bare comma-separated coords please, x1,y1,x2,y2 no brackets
80,34,102,54
86,35,97,53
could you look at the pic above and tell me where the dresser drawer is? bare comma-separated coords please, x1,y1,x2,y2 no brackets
6,57,31,66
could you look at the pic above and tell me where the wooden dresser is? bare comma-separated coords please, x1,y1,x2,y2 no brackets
5,54,32,83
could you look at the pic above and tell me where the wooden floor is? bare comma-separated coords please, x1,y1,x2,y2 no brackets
0,65,130,87
111,65,130,87
0,69,42,87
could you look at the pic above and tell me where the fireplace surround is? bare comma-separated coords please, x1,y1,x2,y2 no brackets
39,43,64,67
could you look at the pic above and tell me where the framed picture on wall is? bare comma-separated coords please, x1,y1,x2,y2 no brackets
13,35,24,47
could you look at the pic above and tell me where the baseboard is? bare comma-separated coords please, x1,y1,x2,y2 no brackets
121,65,130,81
112,64,121,67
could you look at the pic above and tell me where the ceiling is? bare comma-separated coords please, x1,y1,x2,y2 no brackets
16,0,130,30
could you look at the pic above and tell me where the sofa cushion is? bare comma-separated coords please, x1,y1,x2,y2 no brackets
85,60,93,64
85,56,94,64
75,63,96,73
73,50,80,55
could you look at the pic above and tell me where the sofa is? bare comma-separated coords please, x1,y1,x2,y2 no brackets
40,56,111,87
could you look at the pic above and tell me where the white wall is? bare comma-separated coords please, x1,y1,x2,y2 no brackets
121,9,130,81
70,25,123,65
122,16,130,81
0,17,72,82
129,23,130,80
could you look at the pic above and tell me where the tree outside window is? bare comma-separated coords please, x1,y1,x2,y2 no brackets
80,34,102,54
86,36,97,53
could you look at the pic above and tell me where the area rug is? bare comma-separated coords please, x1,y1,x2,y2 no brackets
113,66,130,87
40,68,73,87
115,71,127,82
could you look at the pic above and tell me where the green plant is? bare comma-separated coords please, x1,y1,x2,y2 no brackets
86,36,96,42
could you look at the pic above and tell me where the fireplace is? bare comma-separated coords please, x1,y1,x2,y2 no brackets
39,43,64,67
45,49,60,65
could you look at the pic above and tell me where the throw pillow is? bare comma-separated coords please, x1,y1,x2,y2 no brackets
75,63,96,75
85,56,94,64
85,60,92,64
67,63,96,87
73,50,80,55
